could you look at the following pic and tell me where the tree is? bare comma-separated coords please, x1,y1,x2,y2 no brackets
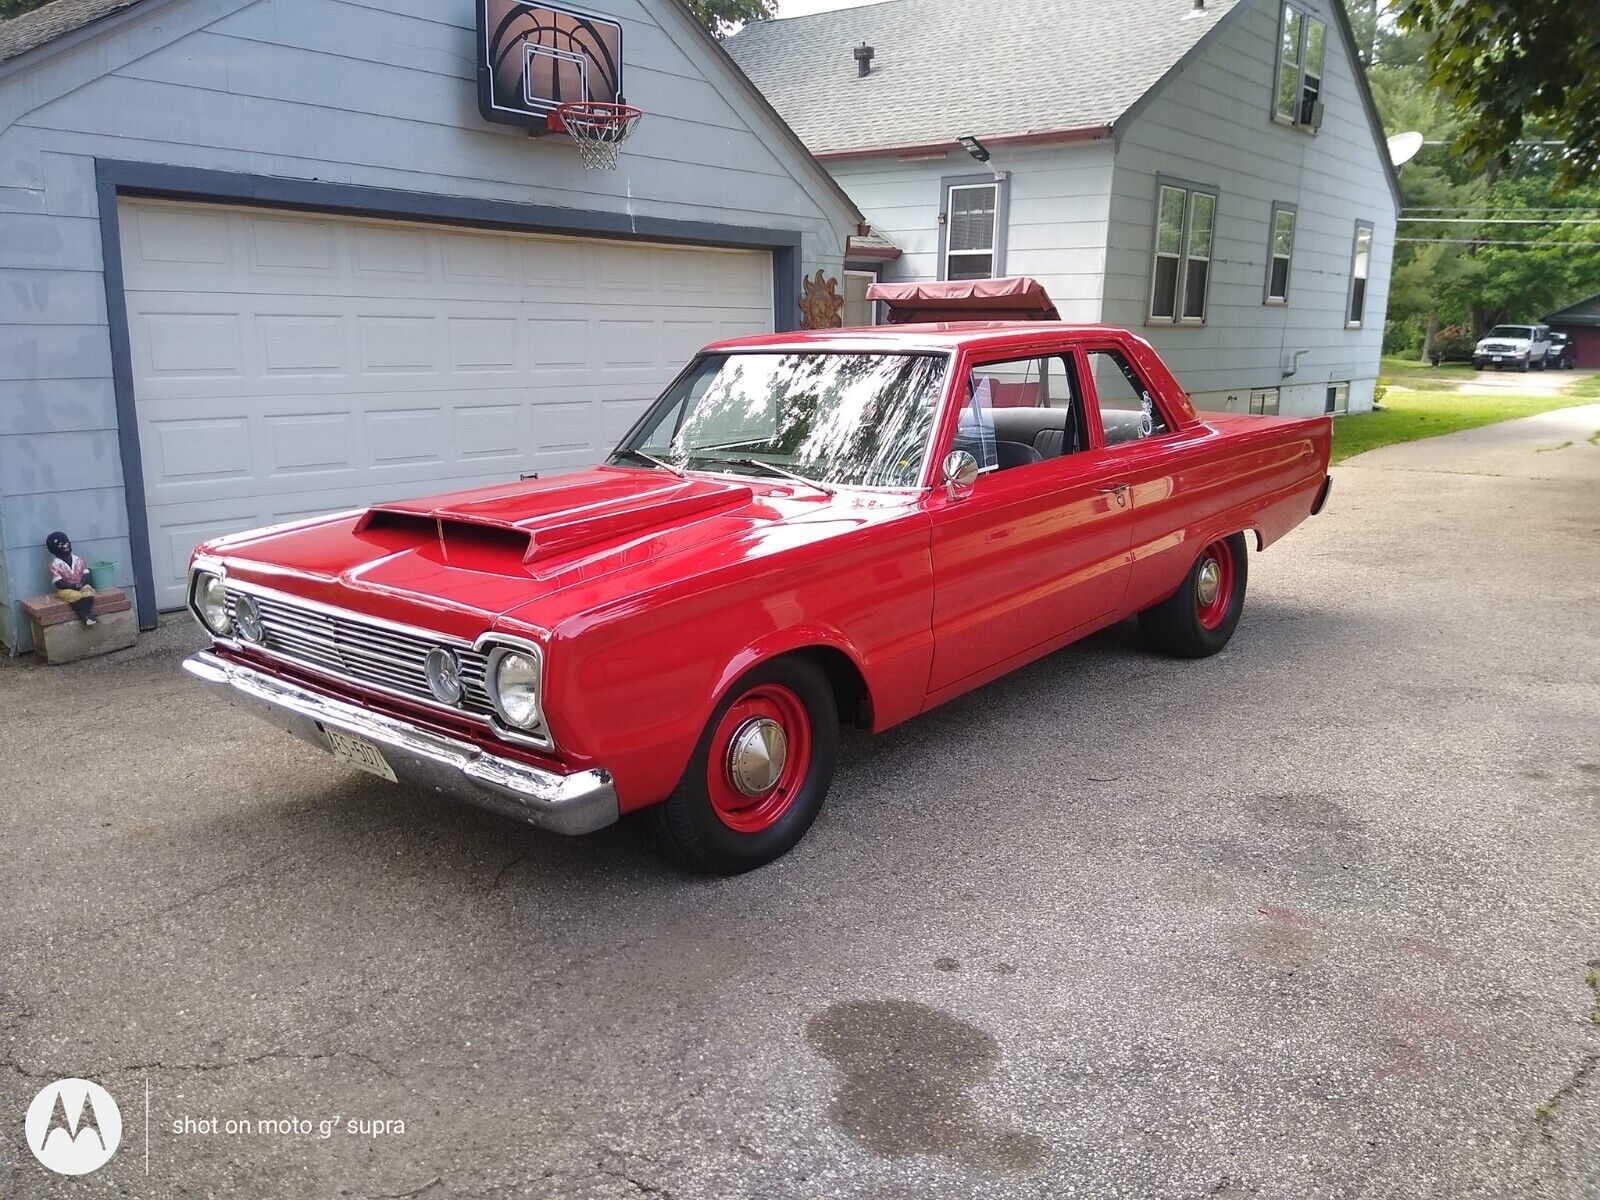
685,0,775,38
1392,0,1600,189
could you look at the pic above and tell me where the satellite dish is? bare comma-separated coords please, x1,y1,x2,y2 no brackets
1388,131,1425,167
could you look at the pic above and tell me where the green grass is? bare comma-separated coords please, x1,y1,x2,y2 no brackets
1331,390,1593,465
1379,355,1478,392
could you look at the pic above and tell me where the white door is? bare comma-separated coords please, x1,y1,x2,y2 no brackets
117,199,774,609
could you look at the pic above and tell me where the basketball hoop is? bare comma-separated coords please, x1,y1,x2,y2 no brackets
548,101,643,170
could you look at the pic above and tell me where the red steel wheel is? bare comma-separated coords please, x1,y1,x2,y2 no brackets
704,683,813,834
650,655,839,874
1137,530,1249,658
1193,538,1236,631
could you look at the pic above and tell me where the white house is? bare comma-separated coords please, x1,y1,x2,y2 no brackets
0,0,861,649
728,0,1399,420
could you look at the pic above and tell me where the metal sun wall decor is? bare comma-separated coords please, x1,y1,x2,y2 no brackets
800,270,845,329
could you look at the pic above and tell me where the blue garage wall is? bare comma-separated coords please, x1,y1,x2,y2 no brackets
0,0,858,651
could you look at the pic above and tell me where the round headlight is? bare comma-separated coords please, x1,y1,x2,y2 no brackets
491,649,542,729
424,646,465,705
234,593,263,642
195,573,231,637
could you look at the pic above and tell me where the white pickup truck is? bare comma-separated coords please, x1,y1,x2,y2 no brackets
1472,324,1552,372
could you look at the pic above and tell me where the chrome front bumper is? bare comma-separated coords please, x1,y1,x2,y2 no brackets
183,651,618,836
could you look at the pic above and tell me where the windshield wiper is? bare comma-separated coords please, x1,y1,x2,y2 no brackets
695,456,835,496
610,447,685,478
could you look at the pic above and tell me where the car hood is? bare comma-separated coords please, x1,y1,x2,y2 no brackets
204,466,917,636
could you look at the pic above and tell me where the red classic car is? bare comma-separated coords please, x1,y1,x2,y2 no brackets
184,279,1332,874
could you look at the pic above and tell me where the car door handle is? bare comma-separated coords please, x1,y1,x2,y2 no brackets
1096,483,1129,507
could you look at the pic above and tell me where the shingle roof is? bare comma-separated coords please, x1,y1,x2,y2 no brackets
1545,293,1600,328
726,0,1238,157
0,0,143,66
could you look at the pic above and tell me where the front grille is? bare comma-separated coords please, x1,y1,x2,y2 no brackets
1483,343,1518,353
226,587,495,721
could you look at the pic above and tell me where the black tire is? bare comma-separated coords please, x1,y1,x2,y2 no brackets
1138,532,1249,659
1519,359,1531,372
648,655,838,875
1473,362,1484,371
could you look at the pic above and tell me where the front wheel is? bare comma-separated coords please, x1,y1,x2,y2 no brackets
1138,533,1249,658
649,655,838,874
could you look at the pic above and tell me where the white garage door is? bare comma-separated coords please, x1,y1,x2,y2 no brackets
118,199,774,609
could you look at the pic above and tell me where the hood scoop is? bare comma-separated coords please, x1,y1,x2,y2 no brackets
356,474,755,570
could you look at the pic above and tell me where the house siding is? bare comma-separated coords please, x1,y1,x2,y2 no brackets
0,0,856,651
1102,0,1396,417
829,141,1117,322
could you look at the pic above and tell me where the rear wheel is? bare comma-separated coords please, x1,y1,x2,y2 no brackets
649,656,838,874
1139,533,1249,658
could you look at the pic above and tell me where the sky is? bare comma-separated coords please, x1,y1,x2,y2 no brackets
774,0,880,16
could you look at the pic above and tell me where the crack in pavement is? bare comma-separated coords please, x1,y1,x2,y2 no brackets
116,1047,398,1078
365,1175,442,1199
79,850,297,946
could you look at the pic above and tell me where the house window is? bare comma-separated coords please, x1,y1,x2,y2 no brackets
1325,382,1350,415
842,270,878,327
1347,221,1373,327
1249,387,1280,415
1266,204,1296,304
944,183,999,280
1150,181,1218,324
1276,4,1327,129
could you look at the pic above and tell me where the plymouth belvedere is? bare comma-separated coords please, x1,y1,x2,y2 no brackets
184,279,1332,874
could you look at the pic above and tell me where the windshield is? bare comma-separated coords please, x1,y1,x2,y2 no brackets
614,352,949,489
1485,326,1535,339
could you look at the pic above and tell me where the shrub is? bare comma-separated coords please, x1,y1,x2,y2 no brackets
1430,324,1475,363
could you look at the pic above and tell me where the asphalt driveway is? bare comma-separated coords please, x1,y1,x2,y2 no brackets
4,407,1598,1199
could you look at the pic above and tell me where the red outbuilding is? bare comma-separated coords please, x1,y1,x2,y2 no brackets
1544,293,1600,367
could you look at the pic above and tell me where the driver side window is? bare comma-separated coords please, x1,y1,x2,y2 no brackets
955,355,1087,473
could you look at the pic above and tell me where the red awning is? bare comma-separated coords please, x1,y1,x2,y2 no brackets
865,276,1060,324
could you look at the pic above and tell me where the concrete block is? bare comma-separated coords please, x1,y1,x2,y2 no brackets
22,587,137,663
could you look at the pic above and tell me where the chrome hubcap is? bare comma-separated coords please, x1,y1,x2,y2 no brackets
727,717,788,796
1196,558,1222,607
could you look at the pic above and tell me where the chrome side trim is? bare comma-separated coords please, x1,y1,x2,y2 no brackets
183,651,616,836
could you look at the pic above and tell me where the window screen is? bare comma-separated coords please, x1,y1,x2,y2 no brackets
946,184,998,280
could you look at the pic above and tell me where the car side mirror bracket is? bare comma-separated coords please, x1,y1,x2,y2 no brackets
941,449,980,500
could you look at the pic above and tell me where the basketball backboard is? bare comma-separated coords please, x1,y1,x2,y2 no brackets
477,0,624,132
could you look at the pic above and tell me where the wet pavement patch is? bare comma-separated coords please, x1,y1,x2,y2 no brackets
805,999,1045,1171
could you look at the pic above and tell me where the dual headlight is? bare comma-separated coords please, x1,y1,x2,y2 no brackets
486,644,543,732
191,571,232,637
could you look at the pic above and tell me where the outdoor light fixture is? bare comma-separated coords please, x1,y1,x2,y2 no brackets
957,135,990,163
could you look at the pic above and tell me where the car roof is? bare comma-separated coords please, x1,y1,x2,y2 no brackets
703,322,1136,354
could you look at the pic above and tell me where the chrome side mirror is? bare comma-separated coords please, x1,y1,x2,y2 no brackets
941,449,980,499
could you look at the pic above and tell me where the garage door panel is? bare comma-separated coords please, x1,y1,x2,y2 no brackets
121,199,774,609
259,314,347,376
448,317,520,373
139,312,246,378
145,416,254,488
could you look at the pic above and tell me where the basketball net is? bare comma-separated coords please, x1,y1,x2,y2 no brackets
549,102,643,171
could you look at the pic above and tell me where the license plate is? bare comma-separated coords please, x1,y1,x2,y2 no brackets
1492,356,1502,363
324,728,396,781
